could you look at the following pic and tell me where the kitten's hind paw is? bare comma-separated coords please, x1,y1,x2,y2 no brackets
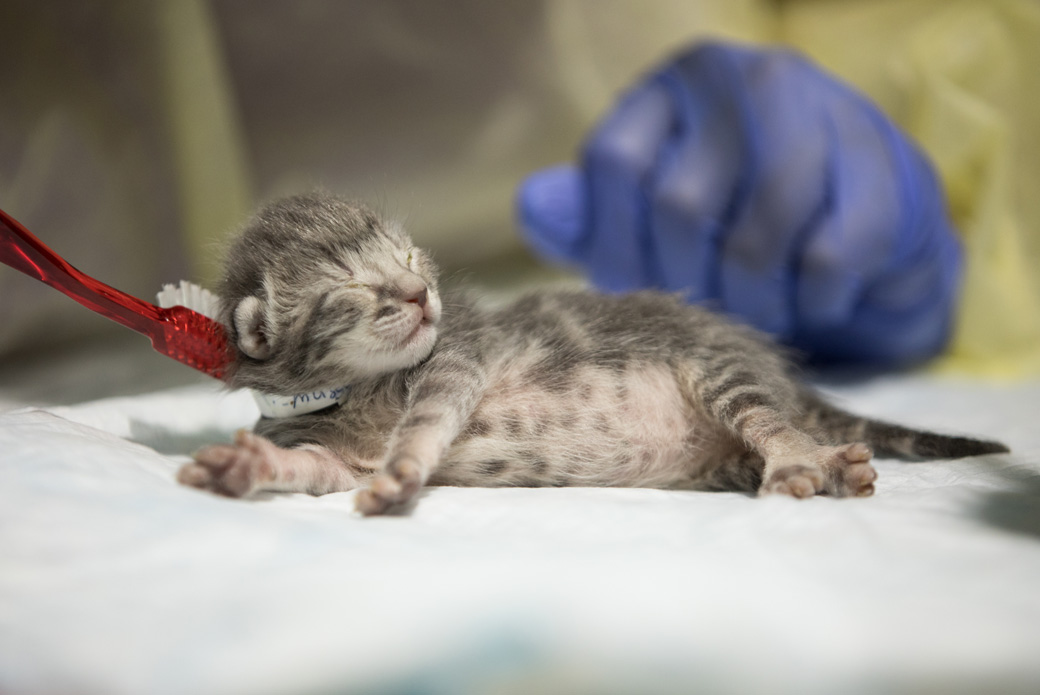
355,455,424,515
759,464,825,498
178,429,277,498
827,442,876,498
758,443,877,500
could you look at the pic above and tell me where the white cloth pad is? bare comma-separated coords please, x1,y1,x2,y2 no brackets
1,375,1039,694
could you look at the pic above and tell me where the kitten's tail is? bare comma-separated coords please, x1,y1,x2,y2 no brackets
799,393,1010,459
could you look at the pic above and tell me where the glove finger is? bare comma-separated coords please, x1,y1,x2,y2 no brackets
580,81,675,292
862,143,962,327
796,88,904,331
807,256,956,364
851,227,960,363
717,52,830,339
647,59,744,302
516,164,587,264
794,146,961,365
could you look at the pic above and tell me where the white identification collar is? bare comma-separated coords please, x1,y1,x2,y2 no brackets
253,386,351,418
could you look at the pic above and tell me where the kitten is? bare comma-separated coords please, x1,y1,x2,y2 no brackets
177,192,1009,514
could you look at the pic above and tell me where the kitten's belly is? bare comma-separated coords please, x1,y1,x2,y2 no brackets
437,362,721,488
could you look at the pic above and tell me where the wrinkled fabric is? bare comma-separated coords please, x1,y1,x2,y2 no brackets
1,376,1039,694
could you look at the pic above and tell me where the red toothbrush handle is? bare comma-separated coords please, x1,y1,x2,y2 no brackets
0,207,230,379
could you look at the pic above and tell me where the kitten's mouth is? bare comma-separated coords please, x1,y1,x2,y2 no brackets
396,297,439,351
402,316,434,347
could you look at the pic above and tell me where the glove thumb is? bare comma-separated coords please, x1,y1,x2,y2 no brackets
516,164,587,263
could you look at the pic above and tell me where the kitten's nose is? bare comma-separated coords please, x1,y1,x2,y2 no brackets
405,287,428,309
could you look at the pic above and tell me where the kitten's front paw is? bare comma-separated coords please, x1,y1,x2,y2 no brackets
355,455,424,515
178,429,277,498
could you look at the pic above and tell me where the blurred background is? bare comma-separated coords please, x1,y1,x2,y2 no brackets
1,0,1038,405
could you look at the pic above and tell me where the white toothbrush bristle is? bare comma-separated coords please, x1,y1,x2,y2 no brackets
157,281,221,320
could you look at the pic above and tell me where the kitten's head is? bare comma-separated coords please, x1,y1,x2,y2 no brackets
219,192,442,394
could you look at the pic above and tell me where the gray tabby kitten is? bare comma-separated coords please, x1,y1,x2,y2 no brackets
177,192,1009,515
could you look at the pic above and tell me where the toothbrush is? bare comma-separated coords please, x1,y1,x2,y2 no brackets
0,206,230,379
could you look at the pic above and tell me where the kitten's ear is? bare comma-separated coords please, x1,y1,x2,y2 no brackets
233,296,273,360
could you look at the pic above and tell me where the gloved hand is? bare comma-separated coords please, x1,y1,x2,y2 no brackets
517,42,962,365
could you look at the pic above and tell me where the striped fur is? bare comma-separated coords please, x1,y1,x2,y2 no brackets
797,394,1009,459
177,193,1010,513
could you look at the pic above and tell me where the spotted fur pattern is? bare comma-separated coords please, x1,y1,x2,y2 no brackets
177,193,1010,514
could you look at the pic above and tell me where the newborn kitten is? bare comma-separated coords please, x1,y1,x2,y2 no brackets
177,192,1009,514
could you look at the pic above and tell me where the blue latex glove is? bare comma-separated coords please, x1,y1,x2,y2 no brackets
517,42,962,365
